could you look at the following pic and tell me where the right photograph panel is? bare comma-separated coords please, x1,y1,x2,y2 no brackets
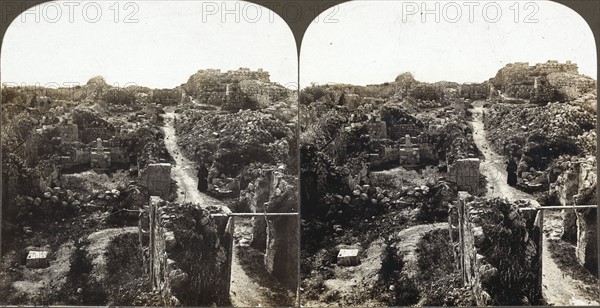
299,1,598,306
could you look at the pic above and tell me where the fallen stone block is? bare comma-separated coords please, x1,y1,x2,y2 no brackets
26,250,49,268
337,248,360,266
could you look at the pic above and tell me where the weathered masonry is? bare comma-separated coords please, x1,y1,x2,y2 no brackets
449,192,543,305
448,158,480,194
140,196,234,306
139,163,172,200
242,168,299,290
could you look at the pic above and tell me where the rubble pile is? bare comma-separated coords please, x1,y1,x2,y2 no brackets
547,72,597,102
112,126,172,170
176,109,293,178
485,102,595,160
429,121,477,165
71,108,117,143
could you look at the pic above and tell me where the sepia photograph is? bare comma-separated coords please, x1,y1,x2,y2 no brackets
1,0,298,306
299,1,598,306
1,0,599,307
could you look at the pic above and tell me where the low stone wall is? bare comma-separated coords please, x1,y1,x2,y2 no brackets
139,163,172,199
265,171,299,290
553,158,598,274
450,192,543,305
142,196,233,306
244,168,299,290
448,158,480,194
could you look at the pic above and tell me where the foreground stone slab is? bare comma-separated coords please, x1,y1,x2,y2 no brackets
26,250,49,268
338,248,360,266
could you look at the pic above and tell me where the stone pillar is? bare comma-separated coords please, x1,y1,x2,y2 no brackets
264,171,299,291
250,175,271,251
559,171,579,242
575,208,598,275
265,214,298,290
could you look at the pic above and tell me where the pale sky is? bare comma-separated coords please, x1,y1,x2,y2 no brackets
1,0,297,89
301,0,597,87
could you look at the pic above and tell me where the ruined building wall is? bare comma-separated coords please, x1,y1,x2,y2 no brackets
553,159,598,274
458,83,489,100
366,120,387,139
447,158,480,194
79,125,116,144
387,123,421,140
59,123,79,143
245,169,299,290
139,163,172,200
239,80,290,108
265,171,299,290
143,197,233,306
450,193,543,305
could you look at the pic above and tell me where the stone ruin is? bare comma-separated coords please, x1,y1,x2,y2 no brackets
398,134,420,167
242,168,299,290
26,250,49,268
59,138,128,171
449,192,543,305
184,68,274,108
139,163,172,200
90,138,111,169
553,159,598,274
366,120,387,140
458,83,489,100
58,120,79,143
344,94,361,110
388,123,422,141
447,158,480,195
139,196,233,306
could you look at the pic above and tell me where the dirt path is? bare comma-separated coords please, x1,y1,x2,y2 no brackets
163,110,280,306
471,103,598,306
229,218,281,307
162,111,226,209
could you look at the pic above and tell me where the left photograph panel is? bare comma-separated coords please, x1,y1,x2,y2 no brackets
0,1,299,306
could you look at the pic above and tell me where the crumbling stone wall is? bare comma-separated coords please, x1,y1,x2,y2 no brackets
139,163,172,199
388,123,421,140
59,122,79,143
184,68,275,109
553,158,598,273
79,125,116,144
265,171,299,290
448,158,480,194
143,197,232,306
450,193,543,305
239,79,289,108
458,83,489,100
366,120,387,139
244,169,299,290
14,128,40,167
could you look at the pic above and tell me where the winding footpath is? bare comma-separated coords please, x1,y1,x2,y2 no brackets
470,102,598,306
161,109,278,306
162,111,225,208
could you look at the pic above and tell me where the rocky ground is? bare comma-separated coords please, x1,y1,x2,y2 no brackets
472,102,598,305
300,64,598,306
